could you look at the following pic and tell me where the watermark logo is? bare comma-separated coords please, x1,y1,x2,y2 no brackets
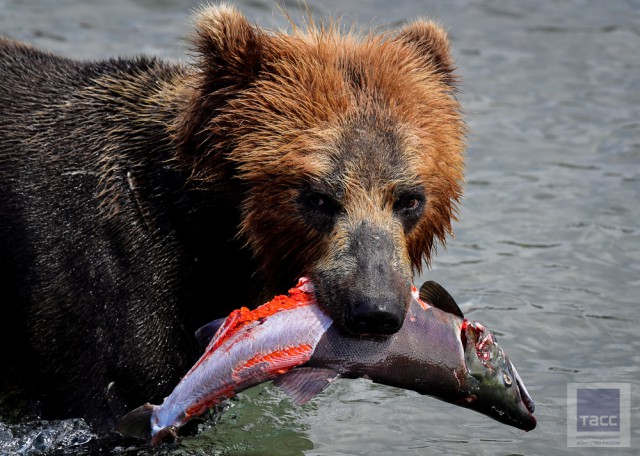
567,383,630,447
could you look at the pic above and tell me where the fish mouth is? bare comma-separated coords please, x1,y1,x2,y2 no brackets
509,360,537,431
510,360,535,415
495,358,536,431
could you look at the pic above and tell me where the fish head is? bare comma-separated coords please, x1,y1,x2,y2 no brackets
461,320,536,431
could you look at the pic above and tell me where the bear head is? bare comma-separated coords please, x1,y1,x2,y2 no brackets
173,5,465,336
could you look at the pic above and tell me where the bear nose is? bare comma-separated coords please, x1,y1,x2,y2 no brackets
346,297,403,335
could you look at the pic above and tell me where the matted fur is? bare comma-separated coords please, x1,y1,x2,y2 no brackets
0,4,465,427
174,5,465,285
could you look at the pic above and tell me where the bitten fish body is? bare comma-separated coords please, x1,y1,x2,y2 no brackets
153,297,332,437
117,279,535,445
307,291,536,432
121,279,331,444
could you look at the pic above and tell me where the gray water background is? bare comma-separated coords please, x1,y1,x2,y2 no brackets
0,0,639,454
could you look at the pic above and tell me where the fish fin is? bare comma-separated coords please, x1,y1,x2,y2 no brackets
195,317,226,349
205,306,259,353
115,403,156,440
273,367,339,405
419,281,464,318
151,425,179,446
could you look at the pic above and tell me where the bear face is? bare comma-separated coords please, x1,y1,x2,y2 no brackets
174,6,465,335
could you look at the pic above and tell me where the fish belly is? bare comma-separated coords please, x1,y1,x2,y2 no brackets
152,303,333,434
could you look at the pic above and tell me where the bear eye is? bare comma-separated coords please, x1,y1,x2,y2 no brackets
308,193,328,209
401,197,421,211
394,191,426,232
394,193,425,214
299,190,341,232
300,191,341,215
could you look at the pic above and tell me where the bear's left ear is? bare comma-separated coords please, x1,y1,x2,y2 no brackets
394,20,457,88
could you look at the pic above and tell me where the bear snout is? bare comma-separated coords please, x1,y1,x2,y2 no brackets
344,293,405,335
313,221,412,336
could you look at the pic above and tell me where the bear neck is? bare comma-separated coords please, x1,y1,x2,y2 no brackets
94,62,268,323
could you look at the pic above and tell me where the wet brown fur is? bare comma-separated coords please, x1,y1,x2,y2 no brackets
178,5,464,289
0,4,464,429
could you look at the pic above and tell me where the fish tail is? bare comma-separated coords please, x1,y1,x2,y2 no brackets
115,403,156,441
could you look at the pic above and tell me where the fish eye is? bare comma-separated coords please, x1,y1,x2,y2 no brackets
503,372,513,386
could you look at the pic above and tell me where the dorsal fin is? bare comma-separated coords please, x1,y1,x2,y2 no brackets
419,281,464,318
195,317,226,349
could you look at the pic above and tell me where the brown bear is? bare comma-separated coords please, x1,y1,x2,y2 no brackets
0,5,464,431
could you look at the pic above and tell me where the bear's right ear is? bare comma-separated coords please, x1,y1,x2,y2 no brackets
192,5,263,88
174,5,264,157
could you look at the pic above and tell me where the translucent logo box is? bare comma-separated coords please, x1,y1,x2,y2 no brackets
567,383,630,447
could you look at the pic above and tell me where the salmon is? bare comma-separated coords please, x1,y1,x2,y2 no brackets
116,278,536,445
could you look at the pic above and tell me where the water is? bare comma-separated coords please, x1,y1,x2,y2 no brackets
1,0,639,454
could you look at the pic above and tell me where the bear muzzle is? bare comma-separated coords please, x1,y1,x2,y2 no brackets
313,221,412,336
344,293,405,335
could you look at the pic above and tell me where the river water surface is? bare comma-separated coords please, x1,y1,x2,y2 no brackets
1,0,638,455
